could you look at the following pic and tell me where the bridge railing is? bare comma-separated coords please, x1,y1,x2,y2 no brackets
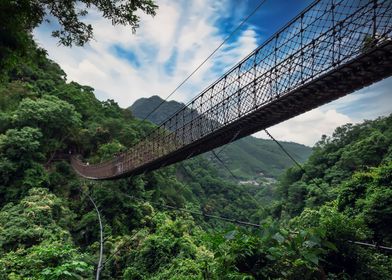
73,0,392,179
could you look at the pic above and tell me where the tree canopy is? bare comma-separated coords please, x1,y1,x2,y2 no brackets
1,1,391,278
0,0,158,47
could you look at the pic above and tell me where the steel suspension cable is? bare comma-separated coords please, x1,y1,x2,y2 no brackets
126,194,262,228
133,0,268,129
263,129,304,170
99,188,263,271
264,129,328,195
211,150,240,181
348,240,392,252
96,192,392,271
215,129,242,156
81,185,104,280
99,210,159,271
145,190,392,253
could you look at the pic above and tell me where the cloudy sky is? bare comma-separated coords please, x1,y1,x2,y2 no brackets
34,0,391,146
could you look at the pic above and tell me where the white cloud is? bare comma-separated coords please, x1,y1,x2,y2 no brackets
253,108,353,146
321,77,392,121
251,76,391,146
33,0,258,107
33,0,390,147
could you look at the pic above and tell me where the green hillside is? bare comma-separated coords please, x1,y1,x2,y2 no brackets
130,95,187,125
1,2,392,279
129,95,312,179
0,35,269,278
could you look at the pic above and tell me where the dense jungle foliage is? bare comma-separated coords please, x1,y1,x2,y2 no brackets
1,1,392,279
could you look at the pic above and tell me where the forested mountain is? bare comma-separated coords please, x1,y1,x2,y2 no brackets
130,95,312,179
1,1,392,279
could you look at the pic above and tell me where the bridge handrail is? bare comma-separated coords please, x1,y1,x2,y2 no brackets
72,0,392,179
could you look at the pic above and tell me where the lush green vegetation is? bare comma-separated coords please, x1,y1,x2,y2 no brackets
0,0,157,48
1,3,391,279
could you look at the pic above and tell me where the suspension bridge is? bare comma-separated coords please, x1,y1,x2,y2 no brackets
72,0,392,180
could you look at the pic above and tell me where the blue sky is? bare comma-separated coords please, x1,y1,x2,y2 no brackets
34,0,391,145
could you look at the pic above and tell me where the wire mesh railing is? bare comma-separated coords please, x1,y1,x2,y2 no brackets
72,0,392,179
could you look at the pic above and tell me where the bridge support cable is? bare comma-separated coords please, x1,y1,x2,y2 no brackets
162,184,392,254
133,0,268,130
348,240,392,252
94,192,392,272
126,194,262,228
71,0,392,180
82,185,104,280
214,129,242,157
98,211,159,272
263,129,304,171
99,191,264,271
180,162,263,217
264,129,328,195
211,150,240,181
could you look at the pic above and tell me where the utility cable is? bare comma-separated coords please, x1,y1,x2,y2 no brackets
144,188,392,251
80,184,104,280
134,0,268,129
264,129,328,195
264,129,304,170
98,210,159,271
348,240,392,252
126,194,261,228
180,162,262,221
210,151,264,208
96,191,392,271
216,129,242,156
211,150,239,181
100,188,263,272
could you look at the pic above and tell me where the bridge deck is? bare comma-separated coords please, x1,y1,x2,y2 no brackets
71,0,392,180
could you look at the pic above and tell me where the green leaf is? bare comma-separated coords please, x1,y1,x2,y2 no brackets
273,233,285,244
302,252,319,265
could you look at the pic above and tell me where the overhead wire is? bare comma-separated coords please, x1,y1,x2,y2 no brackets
99,210,159,271
263,128,328,195
167,198,392,244
215,129,242,156
80,183,104,280
95,190,392,272
348,240,392,252
99,185,264,271
211,150,239,181
126,194,261,228
133,0,268,130
96,192,392,272
264,129,305,171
